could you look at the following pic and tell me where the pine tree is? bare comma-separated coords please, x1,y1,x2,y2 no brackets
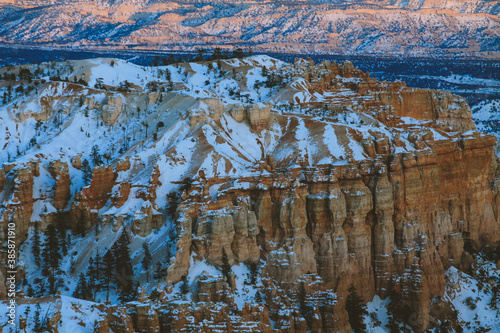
112,230,135,302
102,249,114,302
32,221,41,268
149,289,160,302
386,287,402,333
221,248,231,281
86,255,97,300
261,65,268,77
56,215,68,256
248,261,259,285
180,275,189,295
73,273,91,300
26,283,33,297
255,291,263,304
34,303,42,333
153,262,165,282
490,283,499,310
112,230,133,276
94,249,101,283
47,269,58,295
345,284,368,333
91,145,102,166
24,305,31,322
41,224,61,274
40,224,62,295
118,275,136,303
141,242,152,282
81,159,92,184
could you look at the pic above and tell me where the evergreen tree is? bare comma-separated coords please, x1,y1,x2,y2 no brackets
41,224,61,274
87,256,96,282
255,291,263,304
221,248,231,281
194,48,205,62
165,68,172,83
47,269,59,295
86,253,100,300
56,215,68,256
386,287,402,333
118,275,136,303
490,283,499,310
112,230,135,302
73,273,91,300
90,145,102,166
232,47,245,59
81,159,92,184
261,65,268,77
40,224,62,295
94,249,101,283
153,262,165,282
24,305,31,322
26,283,33,297
149,289,160,302
102,249,114,302
345,284,368,333
248,261,258,285
94,77,104,90
212,47,223,61
141,242,153,282
180,275,189,295
34,303,43,333
32,221,41,268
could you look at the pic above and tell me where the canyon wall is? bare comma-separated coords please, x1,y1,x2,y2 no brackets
0,56,498,332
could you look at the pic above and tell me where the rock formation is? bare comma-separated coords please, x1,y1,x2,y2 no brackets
0,55,498,332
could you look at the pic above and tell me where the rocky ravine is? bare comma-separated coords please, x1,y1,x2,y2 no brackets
0,0,499,58
0,55,499,332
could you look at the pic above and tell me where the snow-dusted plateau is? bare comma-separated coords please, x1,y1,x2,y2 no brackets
0,0,499,57
0,52,499,332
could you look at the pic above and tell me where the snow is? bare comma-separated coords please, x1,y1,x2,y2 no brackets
232,263,262,310
0,296,106,333
295,117,316,164
444,266,500,332
30,200,57,222
347,134,367,161
88,58,154,89
364,295,391,332
400,116,430,125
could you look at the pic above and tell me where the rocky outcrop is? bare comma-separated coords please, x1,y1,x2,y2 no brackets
247,103,271,131
158,301,272,332
49,160,71,210
70,165,116,231
165,131,499,332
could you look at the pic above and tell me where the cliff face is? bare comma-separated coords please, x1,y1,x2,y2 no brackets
0,55,498,332
165,135,497,332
